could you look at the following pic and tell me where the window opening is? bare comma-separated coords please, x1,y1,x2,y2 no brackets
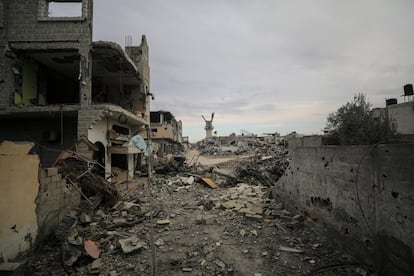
48,1,82,17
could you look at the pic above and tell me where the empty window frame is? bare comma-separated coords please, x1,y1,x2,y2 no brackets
47,1,82,17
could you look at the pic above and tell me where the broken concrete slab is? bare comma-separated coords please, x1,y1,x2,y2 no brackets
279,246,304,254
0,262,23,271
119,237,147,254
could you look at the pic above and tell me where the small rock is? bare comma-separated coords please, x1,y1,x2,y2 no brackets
215,259,226,269
90,258,102,271
250,230,258,236
182,267,192,272
156,219,170,225
240,229,246,237
155,239,165,247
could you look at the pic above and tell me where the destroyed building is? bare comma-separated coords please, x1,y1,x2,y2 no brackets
0,0,151,179
0,0,152,262
148,110,183,155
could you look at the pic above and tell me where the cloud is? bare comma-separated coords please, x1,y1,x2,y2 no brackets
93,0,414,142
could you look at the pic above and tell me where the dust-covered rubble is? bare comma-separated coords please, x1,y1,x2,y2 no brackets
9,150,374,276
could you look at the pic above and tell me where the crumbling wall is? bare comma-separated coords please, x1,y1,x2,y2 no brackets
288,135,322,150
0,141,39,262
0,0,93,108
0,141,80,263
274,144,414,275
36,167,81,240
0,116,78,167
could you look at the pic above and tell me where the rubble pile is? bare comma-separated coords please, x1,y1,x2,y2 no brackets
58,156,121,207
9,150,374,275
197,137,262,156
235,144,290,186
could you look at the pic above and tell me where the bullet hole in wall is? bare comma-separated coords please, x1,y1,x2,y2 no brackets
342,226,350,235
310,196,332,212
392,192,399,199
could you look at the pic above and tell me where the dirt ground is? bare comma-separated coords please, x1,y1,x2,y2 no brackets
9,151,374,276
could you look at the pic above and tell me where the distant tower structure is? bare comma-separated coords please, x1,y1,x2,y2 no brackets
202,113,215,139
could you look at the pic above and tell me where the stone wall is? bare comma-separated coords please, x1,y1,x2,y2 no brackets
274,144,414,275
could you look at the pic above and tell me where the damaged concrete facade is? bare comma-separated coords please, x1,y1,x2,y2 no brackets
0,0,151,179
0,141,81,263
149,111,183,155
274,144,414,275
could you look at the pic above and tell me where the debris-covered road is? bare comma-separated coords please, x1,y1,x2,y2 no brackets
11,149,372,276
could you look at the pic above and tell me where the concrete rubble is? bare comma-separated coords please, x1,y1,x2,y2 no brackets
7,146,374,275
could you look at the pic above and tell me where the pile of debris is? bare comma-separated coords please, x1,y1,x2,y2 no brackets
235,144,290,186
57,156,121,207
197,137,263,156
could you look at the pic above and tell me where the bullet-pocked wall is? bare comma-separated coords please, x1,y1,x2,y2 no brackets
274,144,414,276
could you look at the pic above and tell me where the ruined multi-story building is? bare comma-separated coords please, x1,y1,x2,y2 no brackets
0,0,151,179
149,110,183,155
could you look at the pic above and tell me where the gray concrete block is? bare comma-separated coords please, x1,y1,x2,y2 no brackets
47,167,58,177
51,174,61,182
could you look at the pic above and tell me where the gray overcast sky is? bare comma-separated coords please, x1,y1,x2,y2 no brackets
93,0,414,142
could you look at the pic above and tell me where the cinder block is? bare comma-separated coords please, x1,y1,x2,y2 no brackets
47,167,59,177
40,176,51,185
51,174,61,182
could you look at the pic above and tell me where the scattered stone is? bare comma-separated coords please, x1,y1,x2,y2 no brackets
182,267,193,272
240,229,246,237
250,229,258,236
196,215,207,225
80,213,91,223
215,259,226,269
119,237,147,254
244,214,263,221
90,258,102,273
84,239,101,259
279,246,304,254
156,219,170,225
155,239,165,247
311,243,320,249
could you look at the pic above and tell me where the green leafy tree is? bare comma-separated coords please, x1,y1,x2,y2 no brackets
325,93,395,145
